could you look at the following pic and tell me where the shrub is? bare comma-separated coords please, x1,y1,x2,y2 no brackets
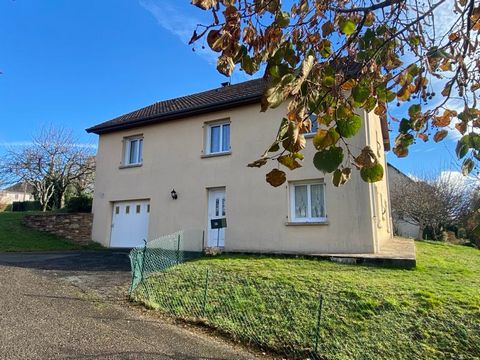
12,201,42,212
65,194,92,213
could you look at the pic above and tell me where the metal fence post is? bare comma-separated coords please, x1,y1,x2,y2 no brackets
201,269,210,318
140,239,151,300
140,239,147,281
176,233,181,265
313,294,324,356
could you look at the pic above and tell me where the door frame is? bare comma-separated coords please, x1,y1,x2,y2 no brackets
206,187,226,248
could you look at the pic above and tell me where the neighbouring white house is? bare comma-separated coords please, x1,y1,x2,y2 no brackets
86,78,394,254
387,163,422,239
0,182,34,206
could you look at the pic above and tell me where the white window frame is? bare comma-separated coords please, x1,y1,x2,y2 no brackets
289,180,327,223
123,136,143,166
205,121,230,155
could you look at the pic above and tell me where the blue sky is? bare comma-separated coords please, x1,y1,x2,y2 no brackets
0,0,465,177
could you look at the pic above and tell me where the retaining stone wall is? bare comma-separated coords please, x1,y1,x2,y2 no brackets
23,213,93,244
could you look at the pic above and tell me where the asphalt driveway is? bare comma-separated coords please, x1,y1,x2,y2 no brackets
0,251,257,359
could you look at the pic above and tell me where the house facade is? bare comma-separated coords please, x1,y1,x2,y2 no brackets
387,163,421,239
0,182,34,206
87,79,393,254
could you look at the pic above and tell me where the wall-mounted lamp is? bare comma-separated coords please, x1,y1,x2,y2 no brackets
171,189,178,200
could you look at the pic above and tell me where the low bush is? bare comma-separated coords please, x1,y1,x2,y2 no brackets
12,201,41,212
65,194,92,213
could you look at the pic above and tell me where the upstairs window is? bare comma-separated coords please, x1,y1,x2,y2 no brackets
306,114,319,136
124,136,143,165
290,181,326,222
206,122,230,155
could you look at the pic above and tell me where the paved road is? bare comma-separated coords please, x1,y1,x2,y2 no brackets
0,251,257,359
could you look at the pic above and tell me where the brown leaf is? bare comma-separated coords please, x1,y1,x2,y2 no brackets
471,7,480,31
340,79,356,91
441,81,453,97
455,122,467,134
217,55,235,76
266,168,286,187
439,59,451,71
355,146,377,168
417,133,428,142
321,21,334,37
374,103,386,116
448,32,461,42
432,115,450,127
393,146,408,158
247,158,268,168
191,0,218,10
433,130,448,142
207,30,224,52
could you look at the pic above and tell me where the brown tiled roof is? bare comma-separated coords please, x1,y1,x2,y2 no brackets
86,77,390,150
86,78,267,134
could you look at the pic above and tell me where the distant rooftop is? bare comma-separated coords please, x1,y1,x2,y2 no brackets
3,182,34,193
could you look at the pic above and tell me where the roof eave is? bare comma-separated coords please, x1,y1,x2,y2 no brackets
86,94,263,135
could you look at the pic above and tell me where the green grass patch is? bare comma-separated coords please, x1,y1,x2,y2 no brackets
132,241,480,359
0,212,102,251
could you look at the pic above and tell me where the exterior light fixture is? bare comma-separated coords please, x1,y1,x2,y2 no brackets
171,189,178,200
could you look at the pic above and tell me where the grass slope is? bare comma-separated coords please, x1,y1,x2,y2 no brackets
0,212,102,251
133,241,480,359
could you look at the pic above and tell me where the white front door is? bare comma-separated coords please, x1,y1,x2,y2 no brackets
110,200,150,248
207,188,226,247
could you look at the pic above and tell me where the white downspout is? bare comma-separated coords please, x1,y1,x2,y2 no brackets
364,110,379,253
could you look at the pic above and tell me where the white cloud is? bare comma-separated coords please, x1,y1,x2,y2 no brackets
0,141,97,149
139,0,218,65
0,141,32,147
432,0,457,38
439,170,480,188
138,0,257,83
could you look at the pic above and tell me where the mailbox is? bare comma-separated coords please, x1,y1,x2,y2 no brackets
211,218,227,229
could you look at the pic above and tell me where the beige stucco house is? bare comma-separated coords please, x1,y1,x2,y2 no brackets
0,182,34,207
87,78,393,254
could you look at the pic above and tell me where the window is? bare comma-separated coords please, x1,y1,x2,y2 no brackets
124,136,143,165
290,181,326,222
306,114,319,136
125,205,130,214
115,206,120,215
136,204,141,214
147,204,150,213
206,122,230,154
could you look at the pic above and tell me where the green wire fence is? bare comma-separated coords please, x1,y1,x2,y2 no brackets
129,231,480,359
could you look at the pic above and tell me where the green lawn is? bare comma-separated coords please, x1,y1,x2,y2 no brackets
132,241,480,359
0,212,102,251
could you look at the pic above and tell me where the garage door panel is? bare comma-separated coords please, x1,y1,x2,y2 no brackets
110,200,150,248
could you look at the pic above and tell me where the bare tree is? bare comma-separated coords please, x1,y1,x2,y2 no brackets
391,171,472,239
0,126,96,211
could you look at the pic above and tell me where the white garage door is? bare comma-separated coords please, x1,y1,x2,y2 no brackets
110,200,150,248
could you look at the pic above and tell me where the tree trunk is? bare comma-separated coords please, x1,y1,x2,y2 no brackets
59,189,66,209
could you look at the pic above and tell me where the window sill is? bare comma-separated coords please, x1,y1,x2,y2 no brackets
285,221,329,226
201,151,232,159
119,163,143,169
